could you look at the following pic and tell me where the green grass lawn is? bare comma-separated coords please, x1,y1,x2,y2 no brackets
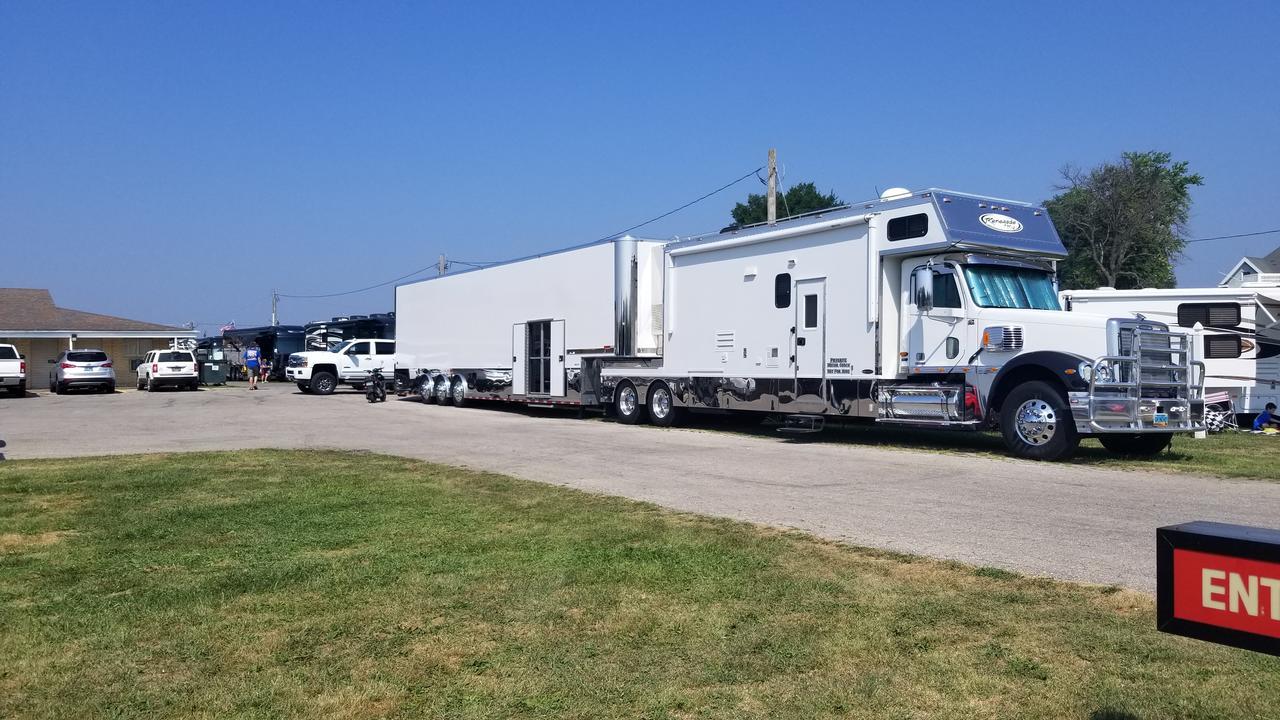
679,415,1280,481
2,451,1278,719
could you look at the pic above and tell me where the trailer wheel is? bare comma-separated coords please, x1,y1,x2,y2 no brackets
1099,433,1172,457
418,379,435,404
647,382,680,427
615,382,645,425
450,378,467,407
999,381,1079,461
310,371,337,395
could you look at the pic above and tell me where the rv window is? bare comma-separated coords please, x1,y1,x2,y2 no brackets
1177,303,1241,329
887,213,928,241
803,294,819,328
775,273,792,308
1204,334,1243,359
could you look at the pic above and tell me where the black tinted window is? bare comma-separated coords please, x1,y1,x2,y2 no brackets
1204,334,1243,359
775,273,791,308
0,347,17,360
375,341,395,355
345,342,370,355
67,351,108,362
933,273,962,308
803,294,819,328
1177,303,1241,329
888,213,928,241
158,352,193,362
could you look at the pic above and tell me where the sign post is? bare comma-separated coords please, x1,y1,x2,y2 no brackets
1157,521,1280,656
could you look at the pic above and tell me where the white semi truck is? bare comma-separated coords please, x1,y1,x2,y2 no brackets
396,188,1205,460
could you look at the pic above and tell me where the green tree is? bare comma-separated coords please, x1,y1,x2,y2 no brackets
1045,151,1203,290
730,182,841,227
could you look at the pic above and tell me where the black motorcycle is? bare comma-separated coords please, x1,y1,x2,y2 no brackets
365,368,387,403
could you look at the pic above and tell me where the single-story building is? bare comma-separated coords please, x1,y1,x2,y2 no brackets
0,288,197,389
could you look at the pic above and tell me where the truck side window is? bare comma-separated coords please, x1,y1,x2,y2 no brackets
375,341,395,355
775,273,791,308
346,342,370,355
888,213,928,241
933,272,962,308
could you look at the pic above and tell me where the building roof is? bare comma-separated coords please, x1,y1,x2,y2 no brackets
1245,246,1280,274
0,288,188,333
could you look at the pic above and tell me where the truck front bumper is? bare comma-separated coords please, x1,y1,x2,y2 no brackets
1070,392,1204,434
286,368,311,381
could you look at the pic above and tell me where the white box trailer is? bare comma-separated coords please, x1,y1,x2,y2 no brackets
1061,286,1280,416
395,237,666,405
396,188,1204,460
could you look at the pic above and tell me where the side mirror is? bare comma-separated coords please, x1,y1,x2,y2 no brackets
913,266,934,312
18,354,25,360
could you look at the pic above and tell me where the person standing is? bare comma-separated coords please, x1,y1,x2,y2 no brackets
242,343,261,390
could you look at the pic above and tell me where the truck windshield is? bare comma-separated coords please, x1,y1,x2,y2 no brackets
964,265,1060,310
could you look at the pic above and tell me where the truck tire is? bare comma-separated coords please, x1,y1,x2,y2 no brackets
615,382,645,425
450,378,467,407
418,379,435,404
310,371,337,395
647,382,680,427
297,382,311,393
1099,433,1172,457
146,376,156,392
7,382,23,397
999,381,1079,461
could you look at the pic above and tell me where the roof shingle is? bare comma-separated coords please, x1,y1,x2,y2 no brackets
0,288,186,332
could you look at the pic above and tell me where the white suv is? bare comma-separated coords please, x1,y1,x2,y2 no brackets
137,349,199,391
286,339,399,395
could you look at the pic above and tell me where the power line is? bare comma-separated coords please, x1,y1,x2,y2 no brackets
1187,228,1280,243
276,166,763,299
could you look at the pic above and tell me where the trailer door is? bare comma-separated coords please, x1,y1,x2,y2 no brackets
512,323,527,396
794,278,826,378
550,320,565,396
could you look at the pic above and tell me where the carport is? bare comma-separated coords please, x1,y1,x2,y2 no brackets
0,288,196,389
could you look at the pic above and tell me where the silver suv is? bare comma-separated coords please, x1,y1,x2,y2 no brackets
50,349,116,394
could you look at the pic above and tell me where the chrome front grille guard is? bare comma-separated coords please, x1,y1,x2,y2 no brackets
1076,328,1205,433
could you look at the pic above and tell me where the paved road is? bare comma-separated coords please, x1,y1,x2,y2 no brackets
3,383,1277,591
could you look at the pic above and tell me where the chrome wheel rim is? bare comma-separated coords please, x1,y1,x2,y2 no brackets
651,387,671,419
452,382,464,402
316,377,333,393
618,386,638,416
1014,398,1057,446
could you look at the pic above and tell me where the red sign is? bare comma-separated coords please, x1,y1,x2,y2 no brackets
1171,549,1280,638
1158,522,1280,656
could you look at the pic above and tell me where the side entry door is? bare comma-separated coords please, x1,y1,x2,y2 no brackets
906,265,967,369
512,324,527,396
549,320,565,396
794,278,827,379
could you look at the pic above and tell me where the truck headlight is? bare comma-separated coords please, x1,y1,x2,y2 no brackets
1077,361,1093,383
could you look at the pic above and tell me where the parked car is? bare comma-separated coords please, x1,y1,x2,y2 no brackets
136,349,199,391
0,343,26,397
49,349,116,394
285,339,400,394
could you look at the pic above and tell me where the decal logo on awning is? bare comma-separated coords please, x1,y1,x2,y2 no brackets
979,213,1023,233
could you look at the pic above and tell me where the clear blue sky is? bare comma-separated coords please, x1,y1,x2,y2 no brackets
3,1,1278,332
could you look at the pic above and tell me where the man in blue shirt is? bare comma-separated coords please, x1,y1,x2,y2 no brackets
242,344,261,390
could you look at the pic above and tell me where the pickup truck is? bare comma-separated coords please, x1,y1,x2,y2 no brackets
0,344,25,397
285,339,399,395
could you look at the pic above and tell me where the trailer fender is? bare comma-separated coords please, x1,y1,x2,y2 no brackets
987,351,1091,413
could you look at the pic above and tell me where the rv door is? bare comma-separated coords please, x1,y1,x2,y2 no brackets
794,278,826,378
512,324,527,396
550,320,565,396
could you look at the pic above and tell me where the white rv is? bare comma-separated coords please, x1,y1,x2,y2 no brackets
1062,286,1280,416
396,189,1204,461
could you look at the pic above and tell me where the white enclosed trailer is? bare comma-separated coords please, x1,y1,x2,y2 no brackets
396,188,1204,460
1062,286,1280,415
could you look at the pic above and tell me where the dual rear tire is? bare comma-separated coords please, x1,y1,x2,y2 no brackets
615,381,680,427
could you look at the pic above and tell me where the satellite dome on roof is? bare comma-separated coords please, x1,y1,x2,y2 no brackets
879,187,911,201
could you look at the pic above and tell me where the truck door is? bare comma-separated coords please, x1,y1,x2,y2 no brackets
512,324,527,396
905,264,967,370
342,341,371,379
794,278,826,378
550,320,565,396
374,341,396,373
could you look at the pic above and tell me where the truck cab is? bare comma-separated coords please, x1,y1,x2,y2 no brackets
286,339,398,395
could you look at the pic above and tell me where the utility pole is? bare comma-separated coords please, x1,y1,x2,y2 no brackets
767,148,778,225
271,290,278,327
438,254,447,276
